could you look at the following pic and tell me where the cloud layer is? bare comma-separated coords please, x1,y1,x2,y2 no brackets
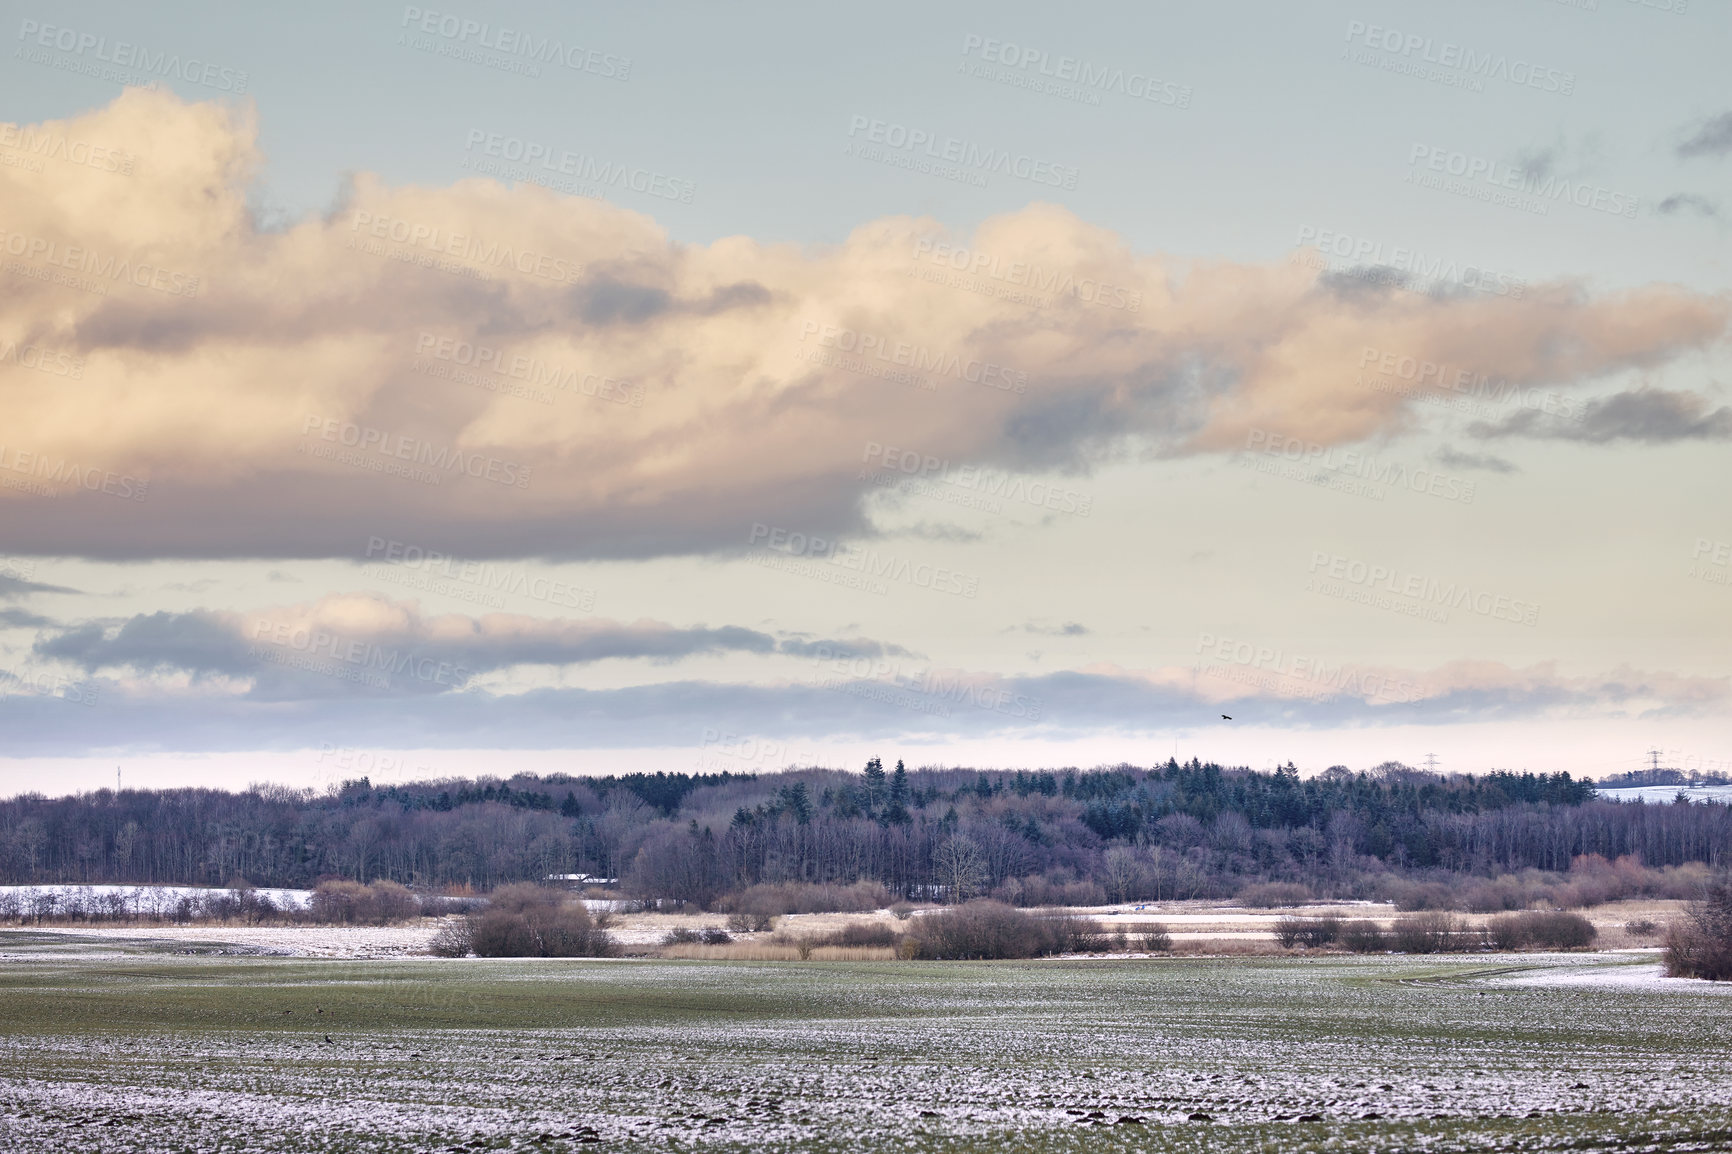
0,90,1725,561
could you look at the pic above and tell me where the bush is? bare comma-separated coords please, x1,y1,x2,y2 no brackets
1664,877,1732,981
717,881,891,918
1624,918,1659,937
808,923,899,949
1487,910,1597,951
1141,923,1173,952
308,879,421,925
890,902,916,921
1339,921,1387,952
1389,912,1464,954
1274,916,1340,949
906,901,1104,960
429,917,473,957
468,884,616,958
1238,882,1313,909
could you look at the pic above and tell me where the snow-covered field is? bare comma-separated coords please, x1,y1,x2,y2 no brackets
1597,783,1732,804
0,949,1729,1152
0,883,313,912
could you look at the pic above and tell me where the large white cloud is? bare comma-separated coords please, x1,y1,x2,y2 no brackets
1,89,1725,560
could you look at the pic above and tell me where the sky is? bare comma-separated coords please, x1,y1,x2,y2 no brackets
0,0,1728,797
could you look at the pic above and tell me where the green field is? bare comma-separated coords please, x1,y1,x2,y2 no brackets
1,933,1730,1152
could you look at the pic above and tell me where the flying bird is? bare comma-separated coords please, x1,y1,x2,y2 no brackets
1221,714,1232,720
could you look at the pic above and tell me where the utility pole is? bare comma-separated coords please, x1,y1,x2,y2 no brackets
116,765,121,792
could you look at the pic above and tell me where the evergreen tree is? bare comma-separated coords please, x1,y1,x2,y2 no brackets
863,757,887,810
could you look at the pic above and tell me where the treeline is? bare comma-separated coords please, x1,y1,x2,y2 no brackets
2,760,1728,905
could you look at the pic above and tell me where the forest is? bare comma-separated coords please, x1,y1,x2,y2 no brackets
1,759,1726,908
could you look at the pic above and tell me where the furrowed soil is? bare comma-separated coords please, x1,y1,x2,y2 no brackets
0,933,1728,1152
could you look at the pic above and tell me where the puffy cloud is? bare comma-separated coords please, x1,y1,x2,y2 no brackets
1,90,1724,561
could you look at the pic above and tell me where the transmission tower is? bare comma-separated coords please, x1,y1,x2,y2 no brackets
1423,753,1440,774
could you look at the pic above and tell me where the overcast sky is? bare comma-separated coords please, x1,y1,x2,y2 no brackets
1,0,1728,796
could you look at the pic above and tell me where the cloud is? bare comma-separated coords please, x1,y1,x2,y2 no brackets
1022,622,1090,635
1657,194,1720,218
1678,112,1732,159
1431,445,1519,474
0,656,1718,755
1468,386,1732,444
0,573,78,600
30,594,919,708
0,90,1724,562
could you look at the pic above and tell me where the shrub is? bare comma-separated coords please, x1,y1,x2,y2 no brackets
429,917,473,957
662,926,704,945
1339,921,1387,952
1390,912,1462,954
890,902,916,921
1624,918,1659,937
717,881,890,918
1487,911,1597,951
1141,924,1173,952
1664,877,1732,981
308,880,421,925
701,926,731,945
468,884,616,958
906,901,1104,960
1238,882,1313,909
1274,916,1340,949
726,910,773,933
809,923,899,949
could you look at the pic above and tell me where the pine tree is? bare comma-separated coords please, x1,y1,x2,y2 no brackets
863,757,887,810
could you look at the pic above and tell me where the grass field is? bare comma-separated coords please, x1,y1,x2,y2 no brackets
1,932,1730,1152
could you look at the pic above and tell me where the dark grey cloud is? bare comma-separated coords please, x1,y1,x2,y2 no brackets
0,573,78,600
1679,112,1732,160
1432,446,1519,474
1022,622,1090,636
1658,194,1720,218
0,608,55,628
36,611,255,675
1467,387,1732,444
